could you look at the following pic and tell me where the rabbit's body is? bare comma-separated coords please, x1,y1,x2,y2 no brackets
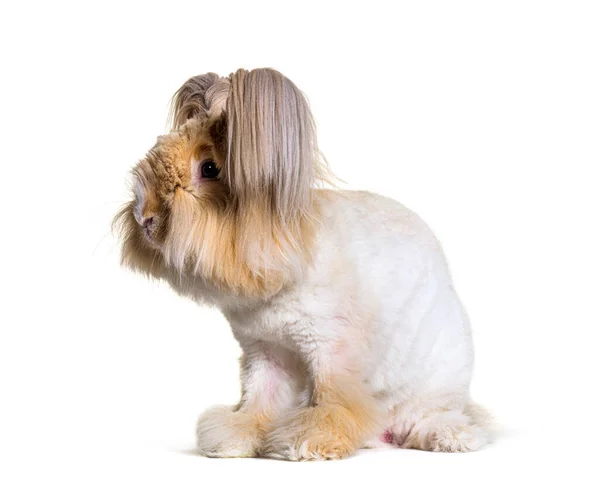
116,68,492,460
192,190,491,459
224,189,472,398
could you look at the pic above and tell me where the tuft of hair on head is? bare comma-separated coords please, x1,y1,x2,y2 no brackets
226,68,330,220
224,68,332,278
168,72,231,130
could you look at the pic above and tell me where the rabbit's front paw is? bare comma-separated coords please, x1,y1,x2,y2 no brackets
196,405,262,458
269,432,353,461
262,406,361,461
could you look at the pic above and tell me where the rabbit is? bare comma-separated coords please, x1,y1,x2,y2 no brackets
114,68,493,461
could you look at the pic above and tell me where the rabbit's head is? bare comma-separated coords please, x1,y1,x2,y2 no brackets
114,69,329,298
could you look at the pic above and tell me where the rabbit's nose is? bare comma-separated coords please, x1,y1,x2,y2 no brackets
142,216,154,230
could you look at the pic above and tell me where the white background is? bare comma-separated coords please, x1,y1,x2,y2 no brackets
1,1,599,497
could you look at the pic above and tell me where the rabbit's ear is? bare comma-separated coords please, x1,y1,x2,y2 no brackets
225,68,322,223
169,73,230,129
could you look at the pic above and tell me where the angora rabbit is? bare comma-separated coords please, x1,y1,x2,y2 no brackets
115,68,493,460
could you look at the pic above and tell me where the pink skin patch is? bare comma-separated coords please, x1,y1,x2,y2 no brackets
381,430,394,444
380,429,408,447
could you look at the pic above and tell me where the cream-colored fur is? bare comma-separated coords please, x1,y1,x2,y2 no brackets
115,68,493,460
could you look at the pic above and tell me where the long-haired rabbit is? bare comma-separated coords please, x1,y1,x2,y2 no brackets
114,68,493,460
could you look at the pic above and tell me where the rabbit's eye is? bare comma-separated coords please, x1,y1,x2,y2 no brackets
200,160,220,179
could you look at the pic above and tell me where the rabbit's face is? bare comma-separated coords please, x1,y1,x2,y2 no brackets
131,118,227,250
115,69,328,298
115,116,234,281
